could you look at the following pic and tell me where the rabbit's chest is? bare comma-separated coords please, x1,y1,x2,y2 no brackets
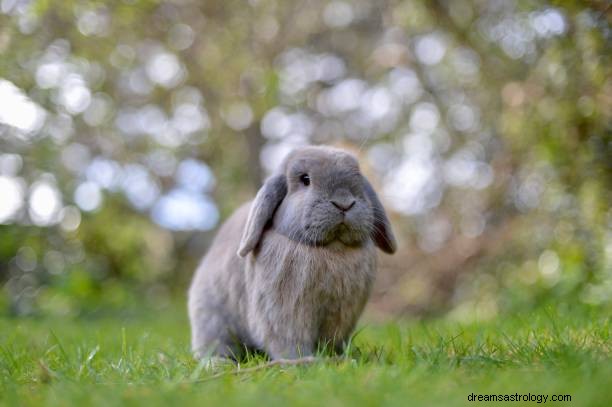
250,233,376,320
298,248,374,300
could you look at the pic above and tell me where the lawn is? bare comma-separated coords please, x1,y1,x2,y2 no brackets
0,302,610,407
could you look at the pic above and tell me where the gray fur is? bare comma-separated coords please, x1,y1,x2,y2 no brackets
188,146,396,360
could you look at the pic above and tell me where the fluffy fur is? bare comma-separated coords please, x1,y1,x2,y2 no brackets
188,146,396,360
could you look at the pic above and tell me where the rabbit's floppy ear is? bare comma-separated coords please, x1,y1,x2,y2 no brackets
238,174,287,257
362,176,397,254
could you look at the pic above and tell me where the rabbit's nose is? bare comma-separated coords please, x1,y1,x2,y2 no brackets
331,199,355,212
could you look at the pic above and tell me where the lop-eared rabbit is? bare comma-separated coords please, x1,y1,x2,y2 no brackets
188,146,396,360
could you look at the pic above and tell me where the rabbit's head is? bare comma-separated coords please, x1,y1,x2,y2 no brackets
238,146,396,257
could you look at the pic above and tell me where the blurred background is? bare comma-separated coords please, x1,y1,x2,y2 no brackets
0,0,610,320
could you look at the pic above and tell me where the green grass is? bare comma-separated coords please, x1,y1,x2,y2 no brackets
0,303,610,406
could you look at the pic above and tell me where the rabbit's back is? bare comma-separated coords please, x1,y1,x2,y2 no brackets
188,203,255,356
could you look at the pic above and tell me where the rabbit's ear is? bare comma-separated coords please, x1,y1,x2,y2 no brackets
238,174,287,257
362,176,397,254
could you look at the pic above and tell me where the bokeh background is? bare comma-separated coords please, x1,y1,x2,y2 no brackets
0,0,610,320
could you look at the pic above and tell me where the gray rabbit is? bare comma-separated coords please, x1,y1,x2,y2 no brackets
188,146,396,360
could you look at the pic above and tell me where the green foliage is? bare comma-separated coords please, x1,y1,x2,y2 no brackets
0,0,610,316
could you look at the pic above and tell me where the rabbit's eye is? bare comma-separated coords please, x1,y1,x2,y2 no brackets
299,174,310,186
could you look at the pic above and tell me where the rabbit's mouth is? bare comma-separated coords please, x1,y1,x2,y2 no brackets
316,222,367,247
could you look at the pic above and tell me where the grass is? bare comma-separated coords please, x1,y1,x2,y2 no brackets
0,302,610,406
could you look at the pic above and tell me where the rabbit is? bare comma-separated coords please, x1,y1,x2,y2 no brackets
188,145,396,361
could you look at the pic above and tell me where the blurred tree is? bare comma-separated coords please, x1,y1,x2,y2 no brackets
0,0,609,317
